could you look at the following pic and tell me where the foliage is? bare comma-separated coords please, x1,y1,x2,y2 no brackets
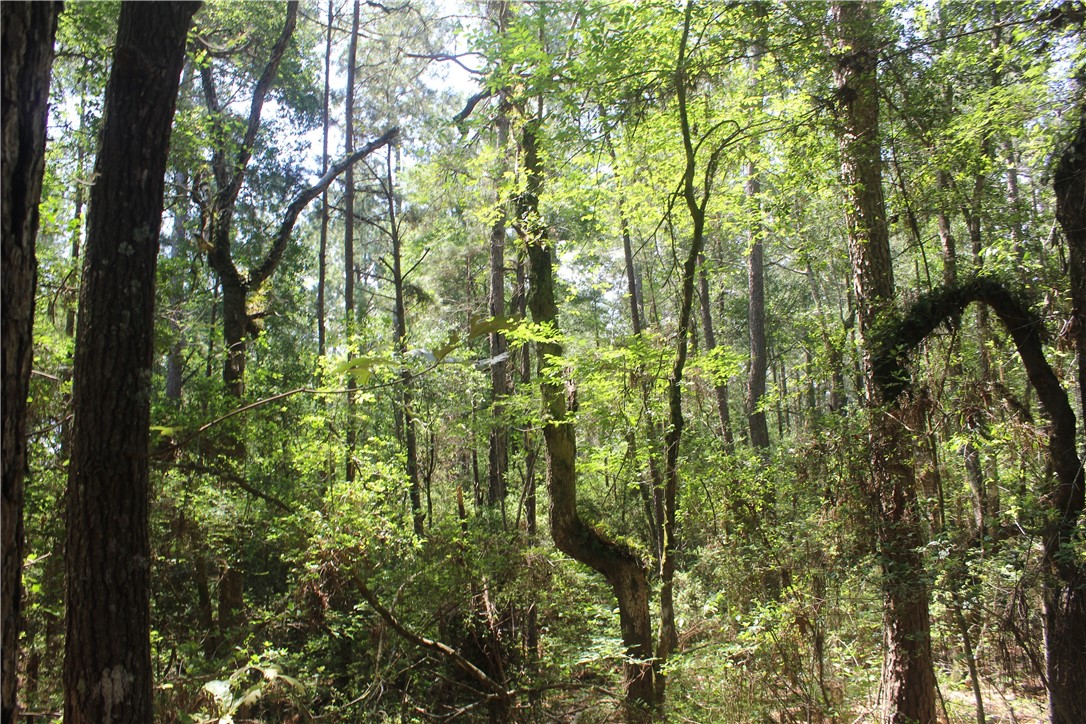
16,0,1086,721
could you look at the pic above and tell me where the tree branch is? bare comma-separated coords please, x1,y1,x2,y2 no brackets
346,569,511,698
249,127,398,287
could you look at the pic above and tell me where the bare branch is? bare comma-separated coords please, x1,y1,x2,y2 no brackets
249,127,398,287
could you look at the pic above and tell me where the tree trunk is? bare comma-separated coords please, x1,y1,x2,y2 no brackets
1049,95,1086,724
745,166,770,449
1,4,60,720
344,0,360,480
698,252,733,448
521,120,657,721
63,5,199,722
831,4,937,722
656,2,716,691
316,0,333,358
221,277,249,398
383,146,424,536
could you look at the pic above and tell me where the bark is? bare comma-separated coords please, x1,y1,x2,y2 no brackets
486,1,511,511
63,4,199,722
831,4,937,722
656,2,719,686
744,4,769,449
520,121,657,720
1,4,60,720
1049,99,1086,724
198,1,391,400
387,148,425,537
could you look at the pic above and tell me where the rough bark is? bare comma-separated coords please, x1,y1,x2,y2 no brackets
1048,100,1086,724
831,4,937,722
63,4,199,722
1,4,60,720
520,121,657,721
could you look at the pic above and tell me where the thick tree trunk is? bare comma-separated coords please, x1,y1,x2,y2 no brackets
831,4,937,722
1,4,60,720
221,277,249,398
521,121,657,721
1049,96,1086,724
63,5,199,722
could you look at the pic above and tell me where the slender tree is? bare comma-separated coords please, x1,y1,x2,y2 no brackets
316,0,334,358
744,4,770,450
485,0,511,511
2,4,61,720
63,4,200,721
344,0,360,479
522,118,658,721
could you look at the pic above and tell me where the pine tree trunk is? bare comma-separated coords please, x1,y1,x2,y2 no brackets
1,4,60,719
63,5,199,722
831,4,937,722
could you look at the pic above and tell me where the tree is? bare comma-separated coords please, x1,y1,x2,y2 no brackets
196,1,395,399
62,4,200,721
2,4,61,720
830,3,937,721
744,3,770,451
344,0,360,479
522,118,658,720
1048,93,1086,724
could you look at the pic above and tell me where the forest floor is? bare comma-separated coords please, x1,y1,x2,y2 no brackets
939,680,1047,723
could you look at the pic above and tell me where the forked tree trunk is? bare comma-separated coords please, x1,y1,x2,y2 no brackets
830,3,937,722
63,4,199,721
1,4,60,720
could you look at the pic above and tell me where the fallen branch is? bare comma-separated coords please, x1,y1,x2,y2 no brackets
346,568,511,699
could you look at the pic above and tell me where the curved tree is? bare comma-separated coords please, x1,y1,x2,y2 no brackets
521,118,658,720
873,276,1085,723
